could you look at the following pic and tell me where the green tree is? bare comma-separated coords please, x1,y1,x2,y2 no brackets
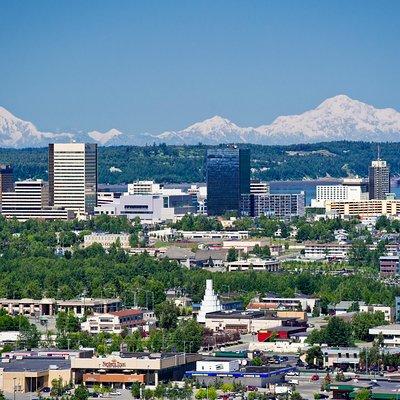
74,385,89,400
251,356,263,366
18,324,40,349
155,301,179,329
290,392,303,400
131,382,142,398
352,312,387,341
325,317,353,347
354,389,371,400
227,248,238,262
305,346,323,367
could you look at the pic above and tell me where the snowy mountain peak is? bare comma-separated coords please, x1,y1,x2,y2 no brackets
317,94,356,108
0,106,17,120
185,115,238,131
87,128,123,145
1,95,400,147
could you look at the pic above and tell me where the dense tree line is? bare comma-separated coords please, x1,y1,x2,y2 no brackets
3,141,400,184
0,216,398,310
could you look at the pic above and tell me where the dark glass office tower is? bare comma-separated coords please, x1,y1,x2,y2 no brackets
206,147,250,216
369,159,390,200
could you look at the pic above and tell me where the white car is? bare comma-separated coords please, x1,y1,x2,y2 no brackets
286,371,299,376
109,392,122,396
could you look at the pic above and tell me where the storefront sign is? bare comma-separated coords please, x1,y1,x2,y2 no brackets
102,359,126,368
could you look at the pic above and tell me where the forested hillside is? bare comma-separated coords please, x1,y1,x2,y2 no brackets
2,141,399,184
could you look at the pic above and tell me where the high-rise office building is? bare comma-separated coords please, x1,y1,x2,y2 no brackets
206,147,250,216
0,165,14,202
49,143,98,214
1,179,74,221
369,159,390,200
250,179,270,195
241,192,305,219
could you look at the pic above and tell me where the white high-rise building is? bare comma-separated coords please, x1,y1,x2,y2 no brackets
1,179,74,221
49,143,97,215
250,180,270,195
311,178,368,208
197,279,222,323
127,181,163,195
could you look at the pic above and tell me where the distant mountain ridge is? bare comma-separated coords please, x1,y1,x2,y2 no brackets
1,95,400,148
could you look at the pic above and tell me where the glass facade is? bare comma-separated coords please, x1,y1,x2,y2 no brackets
206,147,250,216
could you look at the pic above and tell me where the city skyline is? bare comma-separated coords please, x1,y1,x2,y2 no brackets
1,1,400,138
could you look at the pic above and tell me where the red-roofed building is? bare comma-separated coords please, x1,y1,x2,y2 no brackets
257,326,307,342
81,309,144,334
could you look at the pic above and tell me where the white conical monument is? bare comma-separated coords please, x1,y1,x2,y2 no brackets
197,279,222,323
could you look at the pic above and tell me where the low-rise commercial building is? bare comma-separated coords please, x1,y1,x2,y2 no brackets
322,347,360,368
187,360,294,389
258,295,320,313
94,191,196,224
180,231,249,241
369,324,400,347
72,352,200,388
257,326,307,342
81,309,144,334
325,199,400,217
83,233,131,249
204,310,300,333
227,258,281,272
0,351,200,393
0,357,72,393
0,298,121,317
359,304,394,322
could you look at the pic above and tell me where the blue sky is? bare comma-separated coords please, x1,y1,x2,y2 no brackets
1,0,399,134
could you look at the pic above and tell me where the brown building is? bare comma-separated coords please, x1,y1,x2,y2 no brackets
380,255,399,277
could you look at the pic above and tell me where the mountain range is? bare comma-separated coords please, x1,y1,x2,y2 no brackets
1,95,400,148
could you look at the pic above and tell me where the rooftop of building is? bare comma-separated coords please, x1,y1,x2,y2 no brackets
370,323,400,331
110,309,143,317
204,310,288,320
0,357,71,372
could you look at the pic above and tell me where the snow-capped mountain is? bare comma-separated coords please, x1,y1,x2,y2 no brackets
0,106,74,147
87,128,123,145
1,95,400,148
254,95,400,144
155,95,400,145
156,116,252,145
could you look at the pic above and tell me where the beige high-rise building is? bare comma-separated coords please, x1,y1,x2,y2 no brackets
48,143,97,214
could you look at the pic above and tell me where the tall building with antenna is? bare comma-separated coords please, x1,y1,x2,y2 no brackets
369,146,390,200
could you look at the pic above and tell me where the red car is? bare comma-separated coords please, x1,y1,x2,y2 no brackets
311,374,320,381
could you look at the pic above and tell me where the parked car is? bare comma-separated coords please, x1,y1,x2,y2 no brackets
246,386,258,392
109,391,122,396
311,374,320,381
286,371,299,376
41,387,51,393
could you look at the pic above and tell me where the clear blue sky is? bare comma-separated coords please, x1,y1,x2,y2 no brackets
1,0,399,134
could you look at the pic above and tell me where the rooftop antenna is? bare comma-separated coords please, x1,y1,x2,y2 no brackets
377,144,381,161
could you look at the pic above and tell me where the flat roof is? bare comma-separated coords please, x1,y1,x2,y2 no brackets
259,326,306,333
0,357,71,372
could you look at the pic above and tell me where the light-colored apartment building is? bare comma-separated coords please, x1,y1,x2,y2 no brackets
325,199,400,217
49,143,97,215
83,233,131,249
227,258,281,272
